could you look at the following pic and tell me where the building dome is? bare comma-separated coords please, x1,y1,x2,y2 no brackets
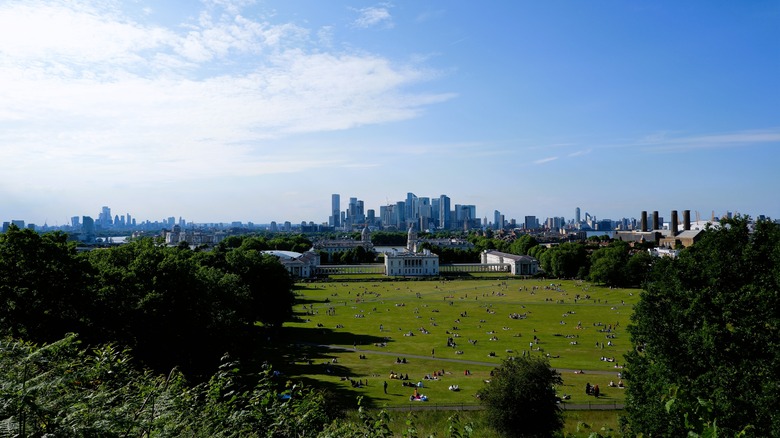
406,223,418,252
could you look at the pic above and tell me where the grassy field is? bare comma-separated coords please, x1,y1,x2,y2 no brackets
346,409,623,437
273,277,636,414
268,277,636,436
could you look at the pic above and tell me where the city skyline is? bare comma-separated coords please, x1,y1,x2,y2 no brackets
2,192,765,233
2,1,779,225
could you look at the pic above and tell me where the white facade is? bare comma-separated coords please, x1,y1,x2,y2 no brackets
648,247,679,258
262,250,320,278
481,250,539,276
384,249,439,276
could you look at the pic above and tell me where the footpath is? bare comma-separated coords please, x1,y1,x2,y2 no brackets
305,343,619,375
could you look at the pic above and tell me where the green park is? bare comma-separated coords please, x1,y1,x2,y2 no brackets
270,276,634,435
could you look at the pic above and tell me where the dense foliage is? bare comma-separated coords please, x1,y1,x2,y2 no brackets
479,356,564,437
0,335,478,437
589,241,655,287
369,231,407,246
320,245,376,264
0,335,332,437
624,217,780,437
536,242,589,279
0,226,295,378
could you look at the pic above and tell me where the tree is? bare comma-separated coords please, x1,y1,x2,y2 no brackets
84,237,296,378
0,226,92,341
624,217,780,437
219,242,295,328
538,242,587,279
370,231,406,246
588,241,629,286
479,356,564,437
527,245,546,260
624,249,654,287
509,235,538,256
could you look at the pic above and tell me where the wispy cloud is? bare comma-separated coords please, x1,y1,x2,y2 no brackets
0,0,451,190
568,149,592,157
637,129,780,152
534,156,559,165
352,5,394,29
527,142,575,151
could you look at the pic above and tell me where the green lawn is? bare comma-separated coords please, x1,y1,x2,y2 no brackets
348,409,624,438
275,278,636,411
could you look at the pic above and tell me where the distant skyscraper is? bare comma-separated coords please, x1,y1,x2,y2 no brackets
331,194,340,228
99,206,112,227
356,200,365,224
380,204,393,227
82,216,95,242
575,207,581,223
524,215,537,230
418,197,431,223
465,205,476,224
439,195,451,229
494,210,502,230
395,201,406,228
406,192,418,222
347,197,357,227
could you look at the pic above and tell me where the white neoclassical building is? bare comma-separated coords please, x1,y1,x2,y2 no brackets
312,226,374,262
481,250,539,276
262,249,320,278
384,249,440,276
383,224,439,276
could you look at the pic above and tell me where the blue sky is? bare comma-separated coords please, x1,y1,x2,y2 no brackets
1,0,778,226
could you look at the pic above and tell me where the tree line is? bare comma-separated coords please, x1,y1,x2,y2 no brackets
424,232,656,288
0,226,297,379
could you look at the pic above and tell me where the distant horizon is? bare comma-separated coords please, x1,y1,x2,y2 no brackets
2,1,778,224
3,196,770,230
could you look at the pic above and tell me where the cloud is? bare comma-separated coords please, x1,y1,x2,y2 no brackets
637,129,780,152
203,0,257,16
567,148,592,157
0,0,452,191
534,156,559,165
353,6,394,29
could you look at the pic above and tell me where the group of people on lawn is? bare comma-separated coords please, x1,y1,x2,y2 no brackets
384,367,465,402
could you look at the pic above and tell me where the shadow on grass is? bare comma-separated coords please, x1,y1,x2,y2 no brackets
253,326,391,410
294,296,331,306
279,326,393,348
